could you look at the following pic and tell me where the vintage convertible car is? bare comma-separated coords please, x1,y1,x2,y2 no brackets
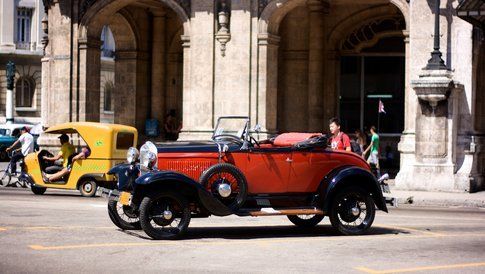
104,116,390,240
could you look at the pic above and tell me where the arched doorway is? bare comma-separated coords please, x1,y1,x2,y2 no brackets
79,0,186,140
273,1,407,134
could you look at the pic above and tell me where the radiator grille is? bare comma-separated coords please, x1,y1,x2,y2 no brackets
166,160,212,181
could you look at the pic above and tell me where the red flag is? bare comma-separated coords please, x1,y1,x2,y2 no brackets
378,100,386,114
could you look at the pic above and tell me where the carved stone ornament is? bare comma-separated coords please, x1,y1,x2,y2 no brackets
216,0,231,57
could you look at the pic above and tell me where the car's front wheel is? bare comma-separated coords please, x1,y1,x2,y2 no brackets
31,185,46,195
139,192,191,240
329,186,375,235
287,214,324,228
108,199,141,230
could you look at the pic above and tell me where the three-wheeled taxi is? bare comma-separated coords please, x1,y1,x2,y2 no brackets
21,122,137,197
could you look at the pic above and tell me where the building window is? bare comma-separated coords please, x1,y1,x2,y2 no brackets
101,26,115,58
16,8,33,49
103,81,114,112
16,77,35,108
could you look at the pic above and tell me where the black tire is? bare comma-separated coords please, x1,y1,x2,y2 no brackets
329,186,376,235
0,149,9,162
287,215,324,228
139,192,191,240
31,186,46,195
79,178,98,197
108,199,141,230
199,163,248,211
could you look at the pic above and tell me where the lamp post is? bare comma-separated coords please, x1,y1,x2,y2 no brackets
5,61,15,124
425,0,447,70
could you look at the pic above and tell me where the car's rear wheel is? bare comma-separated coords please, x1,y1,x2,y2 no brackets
79,179,97,197
329,186,375,235
139,192,191,240
108,199,141,230
31,185,46,195
199,163,247,211
287,214,324,228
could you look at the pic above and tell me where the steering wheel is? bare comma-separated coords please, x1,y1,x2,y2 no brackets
249,136,260,148
212,134,244,145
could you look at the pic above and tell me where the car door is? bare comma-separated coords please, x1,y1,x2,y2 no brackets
243,147,292,194
286,149,338,193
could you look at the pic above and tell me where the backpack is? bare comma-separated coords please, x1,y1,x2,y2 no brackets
350,140,362,155
339,133,362,154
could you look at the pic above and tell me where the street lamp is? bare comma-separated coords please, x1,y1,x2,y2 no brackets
425,0,447,70
5,61,16,124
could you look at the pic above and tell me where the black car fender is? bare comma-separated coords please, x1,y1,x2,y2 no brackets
319,166,388,213
135,170,232,216
108,163,138,190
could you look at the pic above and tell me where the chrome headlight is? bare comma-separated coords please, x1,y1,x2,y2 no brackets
140,141,158,169
126,147,139,164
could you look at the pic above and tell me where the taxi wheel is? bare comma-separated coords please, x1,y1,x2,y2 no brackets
79,179,98,197
108,199,141,230
287,215,324,228
329,186,375,235
31,186,46,195
139,192,191,240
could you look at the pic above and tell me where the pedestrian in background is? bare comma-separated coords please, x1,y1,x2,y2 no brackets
328,117,351,151
363,126,380,176
164,109,182,141
354,129,367,156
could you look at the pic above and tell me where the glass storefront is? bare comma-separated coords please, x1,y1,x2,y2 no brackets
340,55,405,134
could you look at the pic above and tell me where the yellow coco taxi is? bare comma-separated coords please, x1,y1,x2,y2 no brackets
21,122,137,197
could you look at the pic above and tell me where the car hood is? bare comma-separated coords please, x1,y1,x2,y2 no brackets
156,141,224,153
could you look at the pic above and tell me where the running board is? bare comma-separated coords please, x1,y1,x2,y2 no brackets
248,207,324,217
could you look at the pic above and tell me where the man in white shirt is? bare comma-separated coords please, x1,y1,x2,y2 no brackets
6,126,34,174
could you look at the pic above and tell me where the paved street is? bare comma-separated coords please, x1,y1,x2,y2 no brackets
1,187,485,273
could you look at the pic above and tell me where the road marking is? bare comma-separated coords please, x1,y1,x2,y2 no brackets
0,226,114,231
375,225,445,236
355,261,485,273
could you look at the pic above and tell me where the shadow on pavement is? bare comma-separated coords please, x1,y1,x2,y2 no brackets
118,225,409,241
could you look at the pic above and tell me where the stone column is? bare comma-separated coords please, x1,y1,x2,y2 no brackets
307,0,327,132
77,38,101,122
257,33,280,136
114,51,138,127
151,11,167,123
396,31,417,187
178,0,214,141
0,0,15,51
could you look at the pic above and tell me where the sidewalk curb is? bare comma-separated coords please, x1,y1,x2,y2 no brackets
394,197,485,209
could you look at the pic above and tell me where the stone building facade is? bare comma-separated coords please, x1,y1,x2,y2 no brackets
40,0,484,192
0,0,46,124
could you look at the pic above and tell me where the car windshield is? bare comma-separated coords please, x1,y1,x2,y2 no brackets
213,117,249,140
0,129,8,136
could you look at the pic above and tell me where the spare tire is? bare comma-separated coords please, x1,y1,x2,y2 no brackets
199,163,248,211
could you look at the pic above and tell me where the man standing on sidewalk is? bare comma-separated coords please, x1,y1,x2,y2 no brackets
363,126,380,177
328,117,351,152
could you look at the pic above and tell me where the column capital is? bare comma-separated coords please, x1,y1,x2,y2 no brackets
78,38,102,50
151,7,167,17
181,35,190,48
306,0,330,13
258,33,281,46
403,30,410,43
